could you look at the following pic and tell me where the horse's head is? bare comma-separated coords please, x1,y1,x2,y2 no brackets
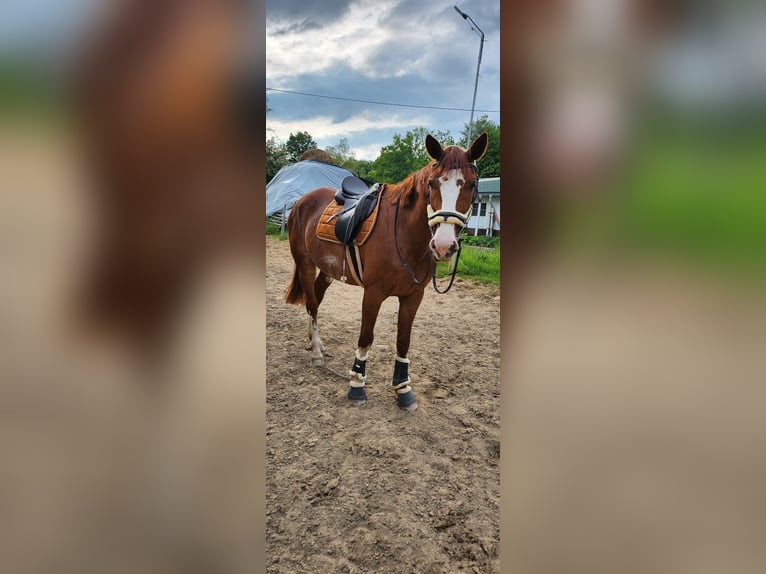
424,133,488,261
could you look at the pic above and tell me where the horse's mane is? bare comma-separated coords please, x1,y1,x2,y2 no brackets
388,144,475,206
387,164,431,205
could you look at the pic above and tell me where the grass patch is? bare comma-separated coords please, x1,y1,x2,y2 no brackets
436,245,500,284
266,220,289,238
461,235,499,248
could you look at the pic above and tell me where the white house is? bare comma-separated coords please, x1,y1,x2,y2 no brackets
467,177,500,237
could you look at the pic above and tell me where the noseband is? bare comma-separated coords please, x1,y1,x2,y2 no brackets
427,204,473,228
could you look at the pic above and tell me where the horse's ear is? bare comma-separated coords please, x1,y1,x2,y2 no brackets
425,134,443,161
468,132,488,163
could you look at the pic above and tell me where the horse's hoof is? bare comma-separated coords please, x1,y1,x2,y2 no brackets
397,391,418,411
347,386,367,406
311,357,324,367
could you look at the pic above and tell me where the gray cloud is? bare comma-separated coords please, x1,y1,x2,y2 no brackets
266,0,499,155
267,61,497,129
266,0,355,25
270,19,324,36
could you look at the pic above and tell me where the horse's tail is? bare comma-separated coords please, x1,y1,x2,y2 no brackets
284,265,306,305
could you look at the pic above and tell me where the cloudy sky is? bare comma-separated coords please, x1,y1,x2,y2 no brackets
266,0,500,160
3,0,499,161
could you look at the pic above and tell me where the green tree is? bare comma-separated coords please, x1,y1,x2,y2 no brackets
325,137,354,167
266,133,289,183
323,139,374,180
285,131,317,163
349,159,374,181
369,128,454,183
459,115,500,178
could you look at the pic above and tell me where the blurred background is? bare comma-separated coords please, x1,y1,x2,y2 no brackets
501,1,766,573
1,1,266,573
1,0,765,573
544,0,766,278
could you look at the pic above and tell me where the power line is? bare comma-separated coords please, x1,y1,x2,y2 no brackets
266,87,499,113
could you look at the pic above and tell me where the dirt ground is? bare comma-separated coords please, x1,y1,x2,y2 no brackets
5,128,766,574
265,235,501,573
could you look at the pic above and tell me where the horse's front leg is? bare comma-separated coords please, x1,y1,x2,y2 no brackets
393,289,424,411
347,288,386,406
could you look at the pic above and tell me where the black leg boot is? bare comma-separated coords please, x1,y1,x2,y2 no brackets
347,350,368,406
392,356,417,411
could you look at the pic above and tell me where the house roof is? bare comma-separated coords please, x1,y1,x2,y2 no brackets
477,177,499,195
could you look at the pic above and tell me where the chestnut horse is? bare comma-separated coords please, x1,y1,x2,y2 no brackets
285,133,488,411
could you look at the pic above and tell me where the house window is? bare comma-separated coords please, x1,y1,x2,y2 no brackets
472,202,479,216
479,202,487,216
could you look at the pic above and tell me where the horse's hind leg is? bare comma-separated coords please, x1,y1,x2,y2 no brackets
314,271,333,305
305,271,332,353
293,262,325,366
308,317,324,366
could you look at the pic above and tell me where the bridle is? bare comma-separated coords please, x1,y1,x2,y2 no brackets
394,161,479,294
426,162,477,230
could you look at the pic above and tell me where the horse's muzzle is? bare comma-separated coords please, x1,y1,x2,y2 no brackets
430,237,459,261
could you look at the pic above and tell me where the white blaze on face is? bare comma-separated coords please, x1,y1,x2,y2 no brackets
430,170,463,260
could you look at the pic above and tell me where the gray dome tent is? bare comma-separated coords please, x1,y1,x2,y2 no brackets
266,160,355,217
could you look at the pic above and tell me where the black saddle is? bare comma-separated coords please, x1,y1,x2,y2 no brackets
334,175,371,205
331,177,381,245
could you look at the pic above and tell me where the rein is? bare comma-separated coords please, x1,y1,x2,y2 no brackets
393,191,430,287
432,242,462,294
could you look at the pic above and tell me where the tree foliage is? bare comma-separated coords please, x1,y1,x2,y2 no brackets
266,129,320,182
350,159,375,181
266,133,289,183
324,138,374,181
264,118,499,186
368,128,454,183
285,131,317,163
325,138,354,167
459,115,500,178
